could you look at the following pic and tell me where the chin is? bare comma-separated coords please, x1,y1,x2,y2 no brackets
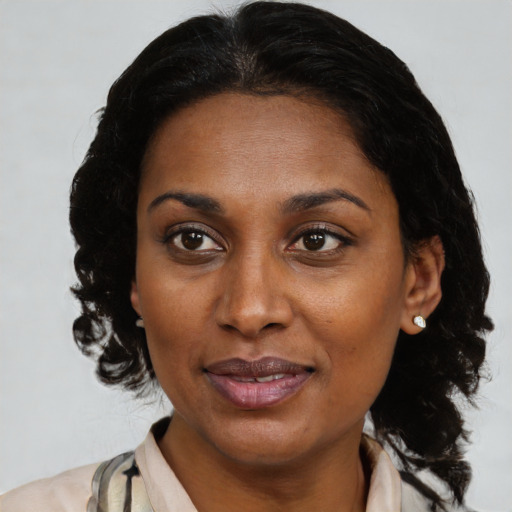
218,437,311,467
204,413,327,467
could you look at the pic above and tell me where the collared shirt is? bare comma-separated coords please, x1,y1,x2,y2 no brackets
0,419,433,512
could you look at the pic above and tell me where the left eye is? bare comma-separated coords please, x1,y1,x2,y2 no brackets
290,231,344,252
171,230,221,251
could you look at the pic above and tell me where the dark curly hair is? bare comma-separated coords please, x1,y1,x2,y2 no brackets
69,2,492,510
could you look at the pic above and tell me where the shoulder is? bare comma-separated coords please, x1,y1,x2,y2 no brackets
401,479,468,512
401,479,434,512
0,420,171,512
0,462,99,512
361,435,467,512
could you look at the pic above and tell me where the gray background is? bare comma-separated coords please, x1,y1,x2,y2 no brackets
1,1,510,511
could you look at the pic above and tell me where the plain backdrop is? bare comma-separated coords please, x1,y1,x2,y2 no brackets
0,1,511,511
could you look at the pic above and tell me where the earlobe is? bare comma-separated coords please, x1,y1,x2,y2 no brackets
400,236,445,334
130,280,142,316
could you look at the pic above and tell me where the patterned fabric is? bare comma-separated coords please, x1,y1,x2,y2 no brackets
87,452,153,512
0,418,442,511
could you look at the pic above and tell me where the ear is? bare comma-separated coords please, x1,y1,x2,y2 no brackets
130,280,142,316
400,236,445,334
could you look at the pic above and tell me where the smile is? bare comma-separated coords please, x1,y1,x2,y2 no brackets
204,357,314,409
232,373,286,383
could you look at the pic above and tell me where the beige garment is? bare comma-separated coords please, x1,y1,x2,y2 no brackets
0,420,430,512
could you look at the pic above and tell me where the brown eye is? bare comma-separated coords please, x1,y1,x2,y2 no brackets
181,232,204,250
303,232,326,251
171,230,221,252
289,228,348,253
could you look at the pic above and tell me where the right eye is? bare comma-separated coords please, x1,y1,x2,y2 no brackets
169,229,222,252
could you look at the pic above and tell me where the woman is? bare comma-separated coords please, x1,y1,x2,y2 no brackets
1,2,493,511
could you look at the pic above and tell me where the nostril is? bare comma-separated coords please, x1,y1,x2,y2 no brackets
219,321,283,337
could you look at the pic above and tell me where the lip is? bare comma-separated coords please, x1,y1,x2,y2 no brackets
204,357,314,409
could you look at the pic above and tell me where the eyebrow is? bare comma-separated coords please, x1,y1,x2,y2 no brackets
147,191,223,214
281,188,370,214
147,188,370,216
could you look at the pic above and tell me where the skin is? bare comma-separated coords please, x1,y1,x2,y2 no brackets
131,93,444,512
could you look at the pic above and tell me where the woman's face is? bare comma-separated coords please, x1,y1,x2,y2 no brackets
132,93,419,465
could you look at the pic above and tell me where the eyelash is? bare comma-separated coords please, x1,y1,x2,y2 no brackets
161,223,352,256
162,224,224,253
288,225,353,254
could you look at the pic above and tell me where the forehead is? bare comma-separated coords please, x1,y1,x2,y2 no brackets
140,92,390,208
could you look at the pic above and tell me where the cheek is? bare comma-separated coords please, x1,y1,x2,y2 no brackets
142,290,211,413
304,275,404,345
301,266,404,395
138,275,212,376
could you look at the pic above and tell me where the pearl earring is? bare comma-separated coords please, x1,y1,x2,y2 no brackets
135,317,145,328
413,315,426,329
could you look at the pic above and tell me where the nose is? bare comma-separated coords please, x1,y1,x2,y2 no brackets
214,251,294,338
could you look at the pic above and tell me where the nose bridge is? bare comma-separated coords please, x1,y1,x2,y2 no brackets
215,244,292,337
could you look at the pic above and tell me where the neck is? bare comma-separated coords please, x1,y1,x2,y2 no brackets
158,414,368,512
